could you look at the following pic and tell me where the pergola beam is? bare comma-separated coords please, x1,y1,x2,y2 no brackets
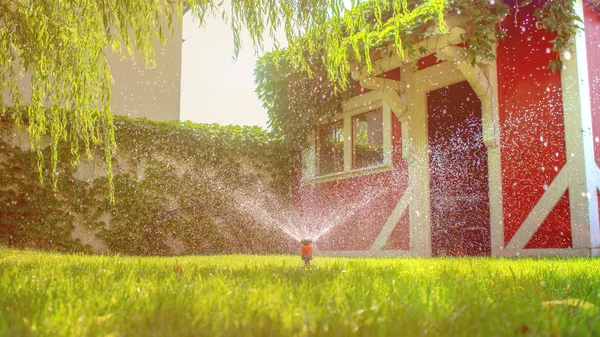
436,45,499,147
351,27,466,81
359,77,406,93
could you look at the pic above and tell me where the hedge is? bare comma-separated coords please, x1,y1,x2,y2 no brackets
0,116,297,255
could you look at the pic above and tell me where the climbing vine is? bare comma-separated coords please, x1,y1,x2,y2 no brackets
587,0,600,12
533,0,583,71
0,115,295,255
256,0,510,148
256,0,589,150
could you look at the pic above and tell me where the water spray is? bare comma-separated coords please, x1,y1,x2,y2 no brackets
300,238,313,266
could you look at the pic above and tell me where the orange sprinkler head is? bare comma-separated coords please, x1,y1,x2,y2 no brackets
301,239,313,266
175,264,184,276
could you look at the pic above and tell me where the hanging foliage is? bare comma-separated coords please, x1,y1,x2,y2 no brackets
256,0,587,150
0,0,355,199
0,0,587,198
586,0,600,12
0,115,294,255
256,0,509,148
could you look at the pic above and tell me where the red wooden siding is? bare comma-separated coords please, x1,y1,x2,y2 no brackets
497,0,571,248
417,54,444,70
583,2,600,168
300,113,409,250
297,67,410,251
386,211,410,250
428,81,490,256
524,191,571,248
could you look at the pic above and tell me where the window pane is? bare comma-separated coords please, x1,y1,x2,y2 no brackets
317,120,344,175
352,108,383,169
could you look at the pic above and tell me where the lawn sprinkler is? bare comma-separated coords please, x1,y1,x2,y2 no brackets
174,264,184,276
301,238,313,265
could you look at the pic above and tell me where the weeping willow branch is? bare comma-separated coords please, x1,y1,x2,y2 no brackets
0,0,586,203
0,0,349,201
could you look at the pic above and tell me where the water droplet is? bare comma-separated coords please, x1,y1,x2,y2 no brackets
563,51,571,60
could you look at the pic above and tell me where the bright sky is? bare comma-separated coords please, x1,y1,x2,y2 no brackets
180,12,284,128
180,1,355,128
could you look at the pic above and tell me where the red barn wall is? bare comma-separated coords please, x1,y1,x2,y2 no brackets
297,1,591,253
583,3,600,168
497,0,571,248
583,2,600,244
427,81,490,256
298,68,410,251
300,113,409,251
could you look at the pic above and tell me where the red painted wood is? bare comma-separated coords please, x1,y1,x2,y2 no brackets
427,81,490,256
583,3,600,168
497,0,570,248
417,54,444,71
383,68,401,81
298,113,409,251
524,190,572,248
386,211,410,250
296,67,410,251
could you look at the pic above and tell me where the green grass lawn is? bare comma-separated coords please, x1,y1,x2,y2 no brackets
1,249,599,336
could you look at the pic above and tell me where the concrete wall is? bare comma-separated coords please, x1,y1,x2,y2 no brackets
2,16,182,122
107,17,182,121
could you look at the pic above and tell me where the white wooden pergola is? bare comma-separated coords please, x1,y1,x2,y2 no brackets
310,0,599,257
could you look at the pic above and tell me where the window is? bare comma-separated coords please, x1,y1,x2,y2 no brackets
304,91,392,182
317,120,344,175
352,108,383,169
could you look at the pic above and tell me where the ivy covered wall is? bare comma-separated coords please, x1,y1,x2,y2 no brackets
0,116,296,255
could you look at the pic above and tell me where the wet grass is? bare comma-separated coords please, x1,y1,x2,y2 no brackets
1,249,599,336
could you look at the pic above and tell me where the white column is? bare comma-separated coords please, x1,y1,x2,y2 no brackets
560,0,598,251
486,60,506,256
382,102,393,165
405,67,432,257
343,115,352,171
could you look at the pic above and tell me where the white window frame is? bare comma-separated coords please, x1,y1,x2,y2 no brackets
302,90,393,184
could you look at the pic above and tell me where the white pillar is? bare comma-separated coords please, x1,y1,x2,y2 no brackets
560,0,599,252
405,66,432,257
